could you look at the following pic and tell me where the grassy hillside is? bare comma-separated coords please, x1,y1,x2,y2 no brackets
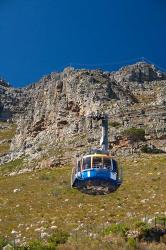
0,154,165,249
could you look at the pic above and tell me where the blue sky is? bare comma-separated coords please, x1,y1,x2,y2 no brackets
0,0,166,87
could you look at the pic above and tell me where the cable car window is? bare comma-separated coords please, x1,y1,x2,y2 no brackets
112,159,118,174
82,157,91,169
93,157,103,168
77,161,81,172
103,158,112,169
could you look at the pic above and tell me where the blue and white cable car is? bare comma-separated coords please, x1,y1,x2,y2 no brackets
71,113,122,195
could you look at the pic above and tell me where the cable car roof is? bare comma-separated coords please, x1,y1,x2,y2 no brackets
82,153,112,159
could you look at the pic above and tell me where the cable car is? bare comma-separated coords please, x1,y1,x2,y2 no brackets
71,113,122,195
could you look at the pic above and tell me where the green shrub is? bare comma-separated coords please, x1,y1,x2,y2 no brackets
26,240,58,250
134,221,150,233
15,246,29,250
27,240,46,250
141,145,164,154
109,121,121,128
155,216,166,227
104,223,128,237
0,235,8,248
123,128,145,142
134,221,152,241
48,229,69,246
135,221,147,228
127,237,137,249
0,158,24,175
15,240,57,250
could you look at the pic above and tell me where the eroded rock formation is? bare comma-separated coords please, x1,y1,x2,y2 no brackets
0,62,166,167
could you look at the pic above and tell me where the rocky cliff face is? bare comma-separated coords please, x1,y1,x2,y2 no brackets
0,82,27,120
0,62,166,168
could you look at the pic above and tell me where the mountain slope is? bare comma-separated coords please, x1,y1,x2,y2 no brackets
0,154,165,246
0,63,166,249
0,62,166,169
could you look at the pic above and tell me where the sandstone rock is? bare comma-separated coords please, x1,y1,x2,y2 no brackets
0,62,165,170
114,62,166,83
13,188,21,193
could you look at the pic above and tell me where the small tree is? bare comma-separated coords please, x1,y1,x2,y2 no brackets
123,128,145,142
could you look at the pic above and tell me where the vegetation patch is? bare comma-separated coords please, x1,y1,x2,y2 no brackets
0,122,17,156
104,223,129,237
0,158,24,175
141,145,164,154
109,121,121,128
123,127,145,142
0,123,16,141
